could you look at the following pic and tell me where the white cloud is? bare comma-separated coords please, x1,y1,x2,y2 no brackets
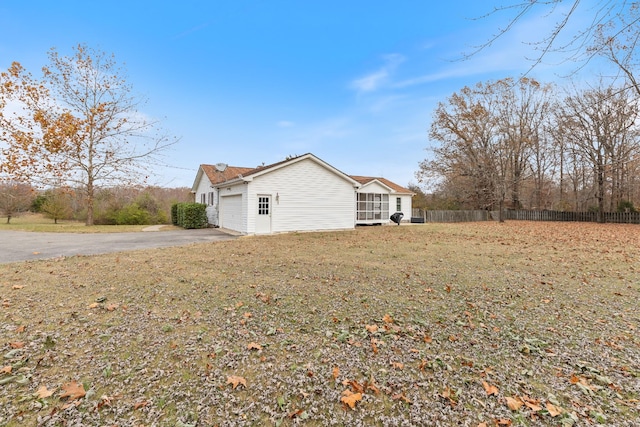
276,120,295,128
350,54,405,93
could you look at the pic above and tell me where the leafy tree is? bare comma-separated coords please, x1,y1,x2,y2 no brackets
41,189,73,224
0,44,176,225
0,182,33,223
407,183,429,212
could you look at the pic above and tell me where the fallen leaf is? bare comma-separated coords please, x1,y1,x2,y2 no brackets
370,338,378,354
496,419,512,426
348,380,364,393
12,285,23,290
382,314,393,324
365,324,378,333
247,342,263,351
392,393,411,403
15,325,25,333
1,366,12,374
391,361,404,370
340,389,362,409
34,385,54,399
106,304,118,311
505,396,523,411
482,381,499,396
423,335,433,343
546,402,562,417
332,366,339,380
366,377,380,394
9,342,24,349
243,312,252,318
60,380,86,400
524,400,542,411
134,400,149,410
226,375,247,389
441,386,457,406
88,302,100,309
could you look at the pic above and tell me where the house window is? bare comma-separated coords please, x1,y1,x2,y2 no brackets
200,193,206,204
396,197,402,212
356,193,388,221
258,196,270,215
208,192,214,206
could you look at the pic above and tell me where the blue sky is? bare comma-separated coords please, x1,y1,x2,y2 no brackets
0,1,604,188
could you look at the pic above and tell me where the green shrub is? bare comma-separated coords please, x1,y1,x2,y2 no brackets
171,203,179,225
617,200,636,213
113,203,151,225
175,202,207,229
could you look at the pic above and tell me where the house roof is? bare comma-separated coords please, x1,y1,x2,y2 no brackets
194,154,412,194
200,164,255,184
350,176,414,195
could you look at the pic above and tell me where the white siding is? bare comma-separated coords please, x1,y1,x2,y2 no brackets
247,158,355,233
397,195,412,217
357,181,390,194
193,172,218,225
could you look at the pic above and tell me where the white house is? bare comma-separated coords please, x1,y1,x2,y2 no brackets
191,153,413,234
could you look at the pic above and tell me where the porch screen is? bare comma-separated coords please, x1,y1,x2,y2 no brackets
357,193,389,221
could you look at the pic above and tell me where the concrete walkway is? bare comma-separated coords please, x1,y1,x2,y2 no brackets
0,228,237,264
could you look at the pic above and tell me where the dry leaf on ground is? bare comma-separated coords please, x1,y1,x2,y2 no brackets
34,385,54,399
505,396,523,411
340,390,362,409
226,375,247,389
59,381,86,401
546,402,563,416
482,381,498,396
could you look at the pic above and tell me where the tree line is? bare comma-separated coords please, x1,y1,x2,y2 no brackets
0,183,191,225
417,78,640,221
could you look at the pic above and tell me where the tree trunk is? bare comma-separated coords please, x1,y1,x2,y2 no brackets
85,179,94,226
597,163,605,223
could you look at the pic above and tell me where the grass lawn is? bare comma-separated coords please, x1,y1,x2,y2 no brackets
1,222,638,426
1,213,178,233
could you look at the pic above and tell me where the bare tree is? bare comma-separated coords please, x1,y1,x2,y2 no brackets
0,44,177,225
419,78,553,218
0,182,33,223
554,83,640,221
472,1,640,93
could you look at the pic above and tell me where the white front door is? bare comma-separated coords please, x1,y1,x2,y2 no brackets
256,195,272,234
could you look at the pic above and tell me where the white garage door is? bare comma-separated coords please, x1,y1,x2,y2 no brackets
220,194,243,232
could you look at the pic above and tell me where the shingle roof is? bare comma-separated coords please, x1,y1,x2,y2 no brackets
200,164,255,184
350,175,414,194
200,154,412,194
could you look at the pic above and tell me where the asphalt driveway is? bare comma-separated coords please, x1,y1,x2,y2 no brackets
0,228,237,264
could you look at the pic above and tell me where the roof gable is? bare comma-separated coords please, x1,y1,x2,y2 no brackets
194,154,411,193
350,175,414,194
220,153,360,187
200,164,254,184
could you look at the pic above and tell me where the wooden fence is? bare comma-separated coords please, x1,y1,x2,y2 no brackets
503,209,640,224
411,210,490,223
411,209,640,224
